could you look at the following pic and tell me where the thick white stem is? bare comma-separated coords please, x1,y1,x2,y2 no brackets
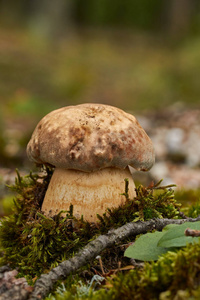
42,167,136,222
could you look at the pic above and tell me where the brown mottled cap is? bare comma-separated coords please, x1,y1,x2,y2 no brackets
27,103,155,172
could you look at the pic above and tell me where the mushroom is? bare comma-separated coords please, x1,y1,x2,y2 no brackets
27,103,155,222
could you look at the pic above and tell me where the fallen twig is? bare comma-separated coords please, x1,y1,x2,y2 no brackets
185,228,200,237
28,215,200,300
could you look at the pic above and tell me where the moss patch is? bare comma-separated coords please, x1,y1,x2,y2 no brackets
94,242,200,300
46,241,200,300
0,169,181,280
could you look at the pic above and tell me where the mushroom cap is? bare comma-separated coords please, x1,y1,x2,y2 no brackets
27,103,155,172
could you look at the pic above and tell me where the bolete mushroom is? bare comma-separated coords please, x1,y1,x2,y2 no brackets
27,103,155,222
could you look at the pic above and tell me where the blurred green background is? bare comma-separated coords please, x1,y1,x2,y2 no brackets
0,0,200,170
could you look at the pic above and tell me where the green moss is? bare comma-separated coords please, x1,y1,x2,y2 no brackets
95,241,200,300
187,201,200,218
1,194,15,215
0,170,181,279
47,242,200,300
175,188,200,206
98,180,181,232
175,189,200,218
0,168,96,277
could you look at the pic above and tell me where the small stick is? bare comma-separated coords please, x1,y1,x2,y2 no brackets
96,256,105,275
185,228,200,237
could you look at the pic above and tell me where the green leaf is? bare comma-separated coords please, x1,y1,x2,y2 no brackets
157,221,200,248
124,231,173,261
124,222,200,261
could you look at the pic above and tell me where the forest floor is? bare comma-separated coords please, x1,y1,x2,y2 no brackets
0,28,200,300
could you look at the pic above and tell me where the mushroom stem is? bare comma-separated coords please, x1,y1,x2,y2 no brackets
41,167,136,222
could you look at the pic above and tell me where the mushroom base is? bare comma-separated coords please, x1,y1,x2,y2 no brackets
41,167,136,222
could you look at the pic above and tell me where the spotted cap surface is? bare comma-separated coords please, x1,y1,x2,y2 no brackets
27,103,155,172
